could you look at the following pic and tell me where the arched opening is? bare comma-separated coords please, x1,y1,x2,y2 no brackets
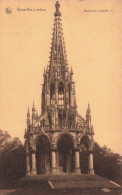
58,112,62,128
80,136,89,174
58,82,64,105
57,134,75,173
50,83,55,104
63,112,66,126
68,113,74,128
48,113,52,129
36,135,51,174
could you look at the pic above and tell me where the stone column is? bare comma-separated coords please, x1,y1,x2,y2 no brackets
31,151,37,175
51,149,58,175
25,142,30,176
75,149,81,174
88,152,94,175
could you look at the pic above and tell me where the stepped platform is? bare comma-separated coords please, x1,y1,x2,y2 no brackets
17,174,121,194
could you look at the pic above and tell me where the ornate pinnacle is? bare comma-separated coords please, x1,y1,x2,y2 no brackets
32,100,35,112
27,106,30,117
33,100,35,108
87,102,91,113
54,1,61,17
70,66,73,75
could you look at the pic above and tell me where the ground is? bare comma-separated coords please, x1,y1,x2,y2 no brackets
0,174,121,195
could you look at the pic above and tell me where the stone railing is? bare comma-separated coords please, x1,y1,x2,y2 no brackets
37,124,77,131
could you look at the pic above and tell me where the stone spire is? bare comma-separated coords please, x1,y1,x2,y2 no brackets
32,100,35,113
32,100,36,127
48,1,68,81
86,103,91,131
26,106,30,132
41,1,77,113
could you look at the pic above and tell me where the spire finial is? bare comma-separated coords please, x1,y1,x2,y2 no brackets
71,66,73,74
28,106,30,113
87,102,91,113
54,1,61,17
27,106,30,117
33,100,35,109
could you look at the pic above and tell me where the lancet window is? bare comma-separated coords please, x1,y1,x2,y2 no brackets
50,83,55,104
58,82,64,105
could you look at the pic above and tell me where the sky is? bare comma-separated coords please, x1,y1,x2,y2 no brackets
0,0,122,155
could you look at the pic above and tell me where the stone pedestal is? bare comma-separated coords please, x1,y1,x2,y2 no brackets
75,150,81,174
31,151,37,175
51,149,58,175
88,152,94,175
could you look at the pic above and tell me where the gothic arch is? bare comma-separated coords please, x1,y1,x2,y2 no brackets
50,83,55,99
58,80,64,87
58,82,64,93
79,134,91,174
58,82,64,105
80,134,91,150
57,132,75,173
56,130,76,148
33,131,51,149
36,134,51,174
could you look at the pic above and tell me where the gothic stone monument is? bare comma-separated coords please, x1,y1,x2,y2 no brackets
24,1,95,176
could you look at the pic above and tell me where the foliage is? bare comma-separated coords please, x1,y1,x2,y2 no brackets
94,142,121,184
0,129,26,183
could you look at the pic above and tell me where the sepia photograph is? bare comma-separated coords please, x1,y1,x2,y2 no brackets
0,0,121,194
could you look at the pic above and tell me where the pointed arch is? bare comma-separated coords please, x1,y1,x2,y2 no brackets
58,82,64,105
36,134,51,174
56,130,76,148
33,131,51,149
68,84,71,105
57,132,75,173
80,134,91,174
80,135,91,151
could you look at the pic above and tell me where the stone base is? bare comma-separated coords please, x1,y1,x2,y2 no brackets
75,168,81,175
31,170,37,175
51,167,58,175
89,169,95,175
26,171,31,176
58,166,63,174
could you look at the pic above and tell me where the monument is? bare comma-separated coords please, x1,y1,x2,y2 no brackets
24,1,95,176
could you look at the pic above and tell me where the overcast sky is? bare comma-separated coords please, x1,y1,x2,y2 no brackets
0,0,121,154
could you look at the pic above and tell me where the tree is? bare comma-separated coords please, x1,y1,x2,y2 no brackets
0,130,26,182
94,142,121,184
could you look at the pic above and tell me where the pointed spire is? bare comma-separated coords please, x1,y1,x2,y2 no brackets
47,1,69,81
70,66,73,75
24,128,27,138
87,102,91,114
44,68,45,74
27,106,30,129
27,106,30,117
28,106,29,113
54,1,61,17
86,102,92,131
33,100,35,108
32,100,35,113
